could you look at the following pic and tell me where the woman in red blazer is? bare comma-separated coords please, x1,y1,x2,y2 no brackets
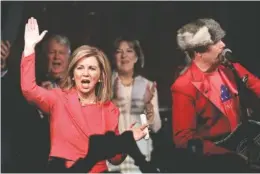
21,17,147,173
172,18,260,156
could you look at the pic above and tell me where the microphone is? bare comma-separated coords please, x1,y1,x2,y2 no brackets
221,48,237,65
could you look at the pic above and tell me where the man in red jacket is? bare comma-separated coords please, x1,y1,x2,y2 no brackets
171,18,260,155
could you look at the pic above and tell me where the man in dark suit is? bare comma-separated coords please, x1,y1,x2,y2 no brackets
1,39,49,172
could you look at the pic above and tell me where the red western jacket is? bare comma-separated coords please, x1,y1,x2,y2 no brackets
171,62,260,154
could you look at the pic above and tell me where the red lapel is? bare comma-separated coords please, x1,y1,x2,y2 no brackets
190,62,227,117
63,88,90,138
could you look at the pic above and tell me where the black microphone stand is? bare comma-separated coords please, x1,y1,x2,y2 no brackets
222,60,254,168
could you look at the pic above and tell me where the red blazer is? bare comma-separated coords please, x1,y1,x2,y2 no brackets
171,62,260,154
21,53,121,172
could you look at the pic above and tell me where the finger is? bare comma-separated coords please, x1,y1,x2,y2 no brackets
27,18,31,31
147,82,156,96
129,121,137,129
31,17,36,30
1,45,7,55
148,83,156,101
5,40,11,48
145,103,153,115
33,18,39,33
144,84,152,103
25,23,28,34
29,17,33,31
137,130,146,138
142,130,147,137
146,83,151,94
1,54,6,59
140,131,146,138
146,113,152,119
144,131,147,135
30,17,34,31
149,83,156,99
31,17,35,30
39,30,48,41
1,42,8,53
35,19,39,34
140,124,148,130
151,81,156,93
1,49,7,57
146,102,153,109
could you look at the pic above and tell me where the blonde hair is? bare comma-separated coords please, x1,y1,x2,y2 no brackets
61,45,112,103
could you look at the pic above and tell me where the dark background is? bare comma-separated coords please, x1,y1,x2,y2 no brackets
2,1,260,113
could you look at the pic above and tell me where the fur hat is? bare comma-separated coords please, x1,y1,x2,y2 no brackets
177,18,226,51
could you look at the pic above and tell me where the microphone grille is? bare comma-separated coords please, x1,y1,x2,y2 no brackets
221,48,232,65
221,48,232,57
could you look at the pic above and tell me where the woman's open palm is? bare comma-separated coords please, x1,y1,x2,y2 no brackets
24,17,47,48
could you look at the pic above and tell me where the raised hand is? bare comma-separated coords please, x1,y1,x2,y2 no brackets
24,17,47,52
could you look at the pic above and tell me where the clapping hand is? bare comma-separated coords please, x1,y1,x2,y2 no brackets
1,40,11,71
144,82,156,123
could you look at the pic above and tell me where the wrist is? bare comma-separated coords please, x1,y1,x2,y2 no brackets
23,46,35,57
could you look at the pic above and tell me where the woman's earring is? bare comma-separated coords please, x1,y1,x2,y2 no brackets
72,77,75,81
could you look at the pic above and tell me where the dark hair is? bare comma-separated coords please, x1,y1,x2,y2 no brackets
113,35,145,77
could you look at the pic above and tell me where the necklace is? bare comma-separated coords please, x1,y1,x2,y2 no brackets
77,93,97,106
120,78,134,87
